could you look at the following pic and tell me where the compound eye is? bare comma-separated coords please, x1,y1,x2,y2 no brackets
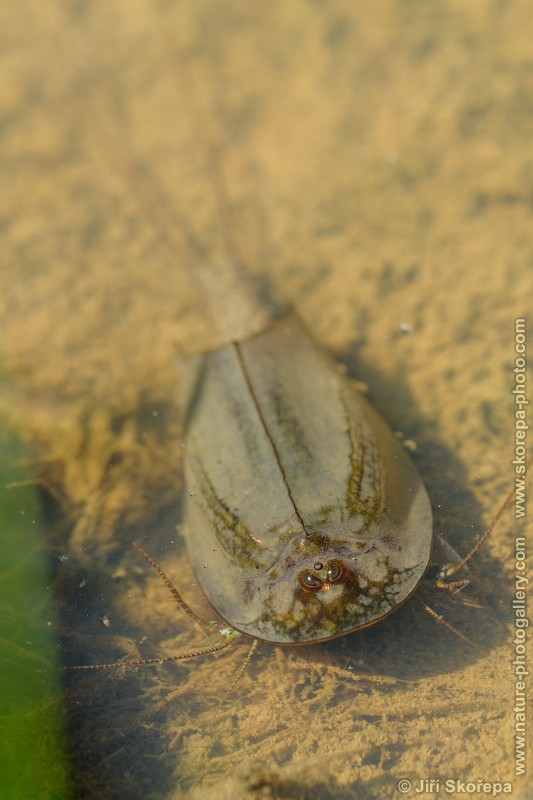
298,571,323,592
326,561,345,584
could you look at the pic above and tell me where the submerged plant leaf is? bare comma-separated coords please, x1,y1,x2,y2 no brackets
0,426,72,800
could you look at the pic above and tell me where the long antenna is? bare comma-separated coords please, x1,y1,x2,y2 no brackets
437,479,518,581
65,637,236,672
132,540,212,636
418,599,483,654
66,541,243,673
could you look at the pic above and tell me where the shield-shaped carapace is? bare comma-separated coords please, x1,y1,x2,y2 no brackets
180,311,432,645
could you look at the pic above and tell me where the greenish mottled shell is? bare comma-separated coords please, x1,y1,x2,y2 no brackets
181,312,432,644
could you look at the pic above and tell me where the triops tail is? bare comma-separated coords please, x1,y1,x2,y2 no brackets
183,259,276,354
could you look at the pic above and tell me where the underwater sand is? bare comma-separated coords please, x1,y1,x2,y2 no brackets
0,1,531,798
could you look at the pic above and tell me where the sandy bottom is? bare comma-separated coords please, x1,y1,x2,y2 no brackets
0,1,530,798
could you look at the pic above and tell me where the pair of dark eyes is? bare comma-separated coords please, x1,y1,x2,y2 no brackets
298,560,346,592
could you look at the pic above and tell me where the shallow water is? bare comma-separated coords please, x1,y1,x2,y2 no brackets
0,1,531,798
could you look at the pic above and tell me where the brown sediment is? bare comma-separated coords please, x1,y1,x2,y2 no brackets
0,1,529,798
